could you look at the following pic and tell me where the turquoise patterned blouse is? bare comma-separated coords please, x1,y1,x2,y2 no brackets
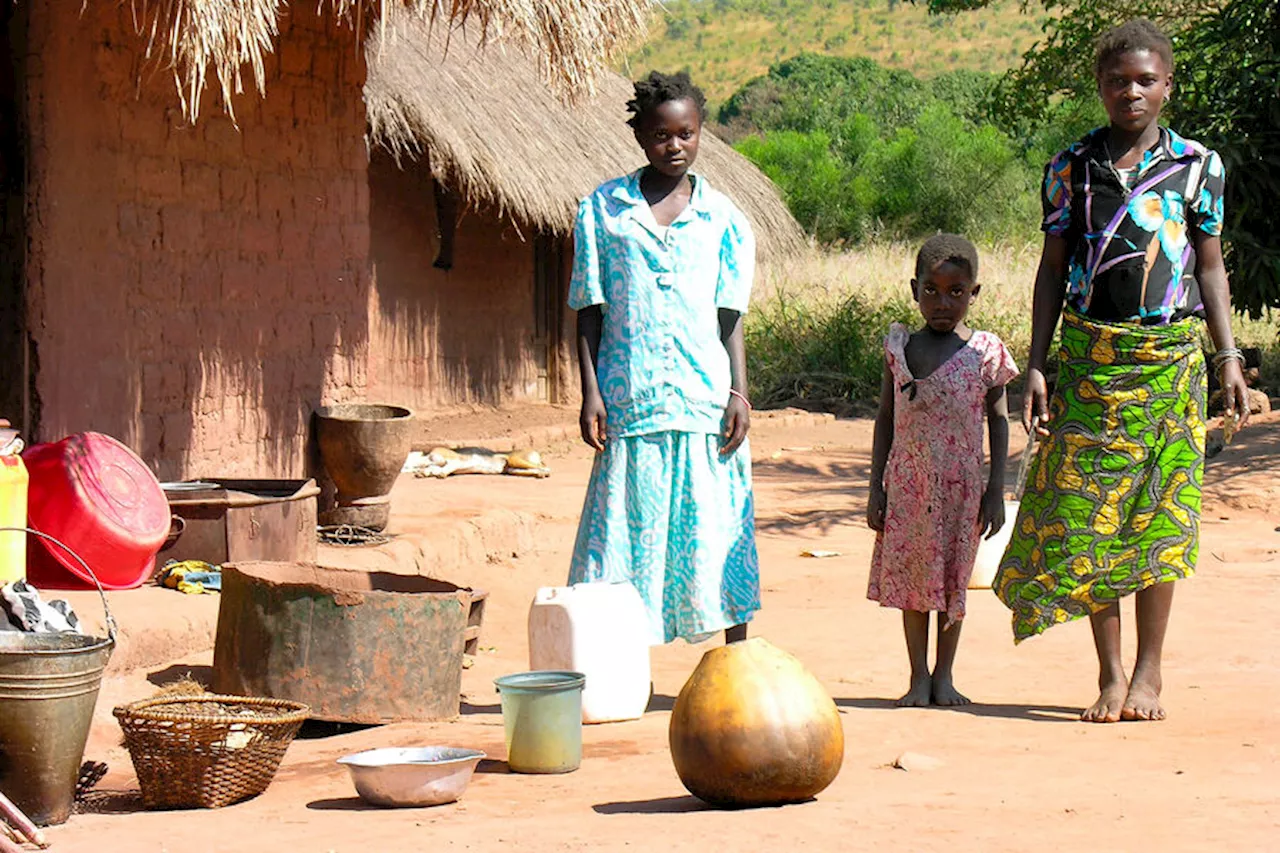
569,170,756,438
1042,126,1226,325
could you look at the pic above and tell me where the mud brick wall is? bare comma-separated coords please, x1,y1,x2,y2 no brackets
366,150,545,412
22,3,370,479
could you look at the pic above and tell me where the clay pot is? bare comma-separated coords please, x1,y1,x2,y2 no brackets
668,637,844,808
314,404,414,533
315,404,414,499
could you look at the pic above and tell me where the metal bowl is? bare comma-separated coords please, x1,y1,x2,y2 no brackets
337,747,485,807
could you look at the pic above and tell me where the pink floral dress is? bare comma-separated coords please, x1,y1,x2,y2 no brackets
867,324,1018,626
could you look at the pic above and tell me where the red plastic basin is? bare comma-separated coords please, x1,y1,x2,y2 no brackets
23,432,169,590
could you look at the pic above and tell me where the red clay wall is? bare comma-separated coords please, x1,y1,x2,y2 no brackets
366,151,547,412
23,3,370,479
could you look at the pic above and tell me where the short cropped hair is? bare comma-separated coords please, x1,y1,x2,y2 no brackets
1094,18,1175,77
915,233,979,281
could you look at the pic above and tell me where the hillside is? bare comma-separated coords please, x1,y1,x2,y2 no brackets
622,0,1047,105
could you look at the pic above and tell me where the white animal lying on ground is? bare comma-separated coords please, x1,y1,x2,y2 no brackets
403,447,551,479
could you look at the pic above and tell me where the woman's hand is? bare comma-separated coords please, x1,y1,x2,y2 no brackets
1219,360,1252,433
978,485,1006,540
867,483,887,532
720,394,750,456
580,393,607,451
1022,368,1051,437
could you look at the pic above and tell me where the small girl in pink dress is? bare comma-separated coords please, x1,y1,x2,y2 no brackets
866,234,1018,707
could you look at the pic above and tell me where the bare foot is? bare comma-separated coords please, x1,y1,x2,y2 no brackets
1122,670,1166,721
896,675,932,707
1081,679,1128,723
931,676,970,706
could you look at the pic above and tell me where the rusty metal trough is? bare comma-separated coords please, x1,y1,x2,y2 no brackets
212,562,471,723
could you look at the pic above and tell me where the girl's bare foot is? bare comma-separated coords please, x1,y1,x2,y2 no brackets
1122,668,1165,721
931,676,970,706
1081,679,1128,723
897,674,932,707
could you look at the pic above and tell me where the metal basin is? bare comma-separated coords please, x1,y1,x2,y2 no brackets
338,747,485,807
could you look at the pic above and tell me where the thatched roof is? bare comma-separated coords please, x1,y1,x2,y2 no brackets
364,17,805,259
123,0,647,120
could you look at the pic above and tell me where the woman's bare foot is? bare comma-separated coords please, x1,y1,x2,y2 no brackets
1122,669,1165,721
897,674,932,707
931,676,970,706
1081,679,1128,723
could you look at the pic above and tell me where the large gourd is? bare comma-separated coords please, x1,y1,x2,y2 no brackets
668,637,843,808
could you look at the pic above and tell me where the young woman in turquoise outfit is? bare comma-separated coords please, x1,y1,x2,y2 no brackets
568,71,759,645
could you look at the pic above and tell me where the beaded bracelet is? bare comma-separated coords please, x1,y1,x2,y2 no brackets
729,388,752,410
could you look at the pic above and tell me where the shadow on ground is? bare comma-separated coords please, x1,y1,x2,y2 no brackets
593,795,710,815
147,664,213,688
836,696,1081,722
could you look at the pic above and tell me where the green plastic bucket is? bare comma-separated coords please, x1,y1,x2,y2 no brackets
494,671,585,774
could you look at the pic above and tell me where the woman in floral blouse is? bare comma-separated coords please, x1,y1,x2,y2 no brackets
994,19,1252,723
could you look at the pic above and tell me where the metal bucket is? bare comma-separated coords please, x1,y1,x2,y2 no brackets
0,527,115,826
494,671,585,774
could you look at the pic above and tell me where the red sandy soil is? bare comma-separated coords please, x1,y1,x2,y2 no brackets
46,411,1280,852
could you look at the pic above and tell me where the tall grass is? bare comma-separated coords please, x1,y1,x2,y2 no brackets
748,243,1280,410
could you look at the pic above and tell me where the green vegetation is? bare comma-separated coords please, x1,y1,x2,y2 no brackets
927,0,1280,316
725,54,1044,244
624,0,1042,105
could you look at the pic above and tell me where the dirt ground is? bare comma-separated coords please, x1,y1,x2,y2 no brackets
45,410,1280,852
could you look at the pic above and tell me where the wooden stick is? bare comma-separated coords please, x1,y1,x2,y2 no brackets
0,791,48,848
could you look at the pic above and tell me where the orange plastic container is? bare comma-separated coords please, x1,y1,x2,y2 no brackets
0,454,28,584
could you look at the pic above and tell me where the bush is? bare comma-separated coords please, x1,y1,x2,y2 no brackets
746,291,919,408
726,54,1040,246
858,104,1040,242
736,131,870,243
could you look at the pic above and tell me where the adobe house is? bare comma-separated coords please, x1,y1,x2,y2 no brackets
0,1,797,481
361,16,804,412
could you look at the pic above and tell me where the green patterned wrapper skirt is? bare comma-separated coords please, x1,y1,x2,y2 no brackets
994,310,1207,642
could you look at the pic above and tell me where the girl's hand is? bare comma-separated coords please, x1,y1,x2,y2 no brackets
580,394,607,452
1022,368,1051,437
1219,360,1252,432
720,394,750,456
978,486,1006,540
867,483,887,532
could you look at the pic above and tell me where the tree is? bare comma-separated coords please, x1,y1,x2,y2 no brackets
922,0,1280,316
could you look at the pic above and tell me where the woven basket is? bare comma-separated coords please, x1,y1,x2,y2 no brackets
114,695,309,809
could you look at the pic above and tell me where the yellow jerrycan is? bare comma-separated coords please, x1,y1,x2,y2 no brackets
0,428,28,584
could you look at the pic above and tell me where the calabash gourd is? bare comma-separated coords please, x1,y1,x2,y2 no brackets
668,637,844,808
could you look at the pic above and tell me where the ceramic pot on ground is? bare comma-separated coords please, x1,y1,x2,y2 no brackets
314,404,414,532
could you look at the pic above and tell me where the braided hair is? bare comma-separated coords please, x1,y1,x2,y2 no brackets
626,71,708,129
915,233,979,281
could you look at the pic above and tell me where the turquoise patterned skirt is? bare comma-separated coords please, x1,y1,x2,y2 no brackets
568,431,760,644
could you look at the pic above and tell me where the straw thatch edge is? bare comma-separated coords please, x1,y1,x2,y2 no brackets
121,0,649,121
365,17,805,260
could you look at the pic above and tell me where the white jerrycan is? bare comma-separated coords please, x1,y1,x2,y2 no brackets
969,500,1019,589
528,582,652,724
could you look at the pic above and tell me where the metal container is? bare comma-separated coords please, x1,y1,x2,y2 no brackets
212,562,470,723
162,479,319,566
494,671,585,774
0,632,113,825
338,747,485,807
